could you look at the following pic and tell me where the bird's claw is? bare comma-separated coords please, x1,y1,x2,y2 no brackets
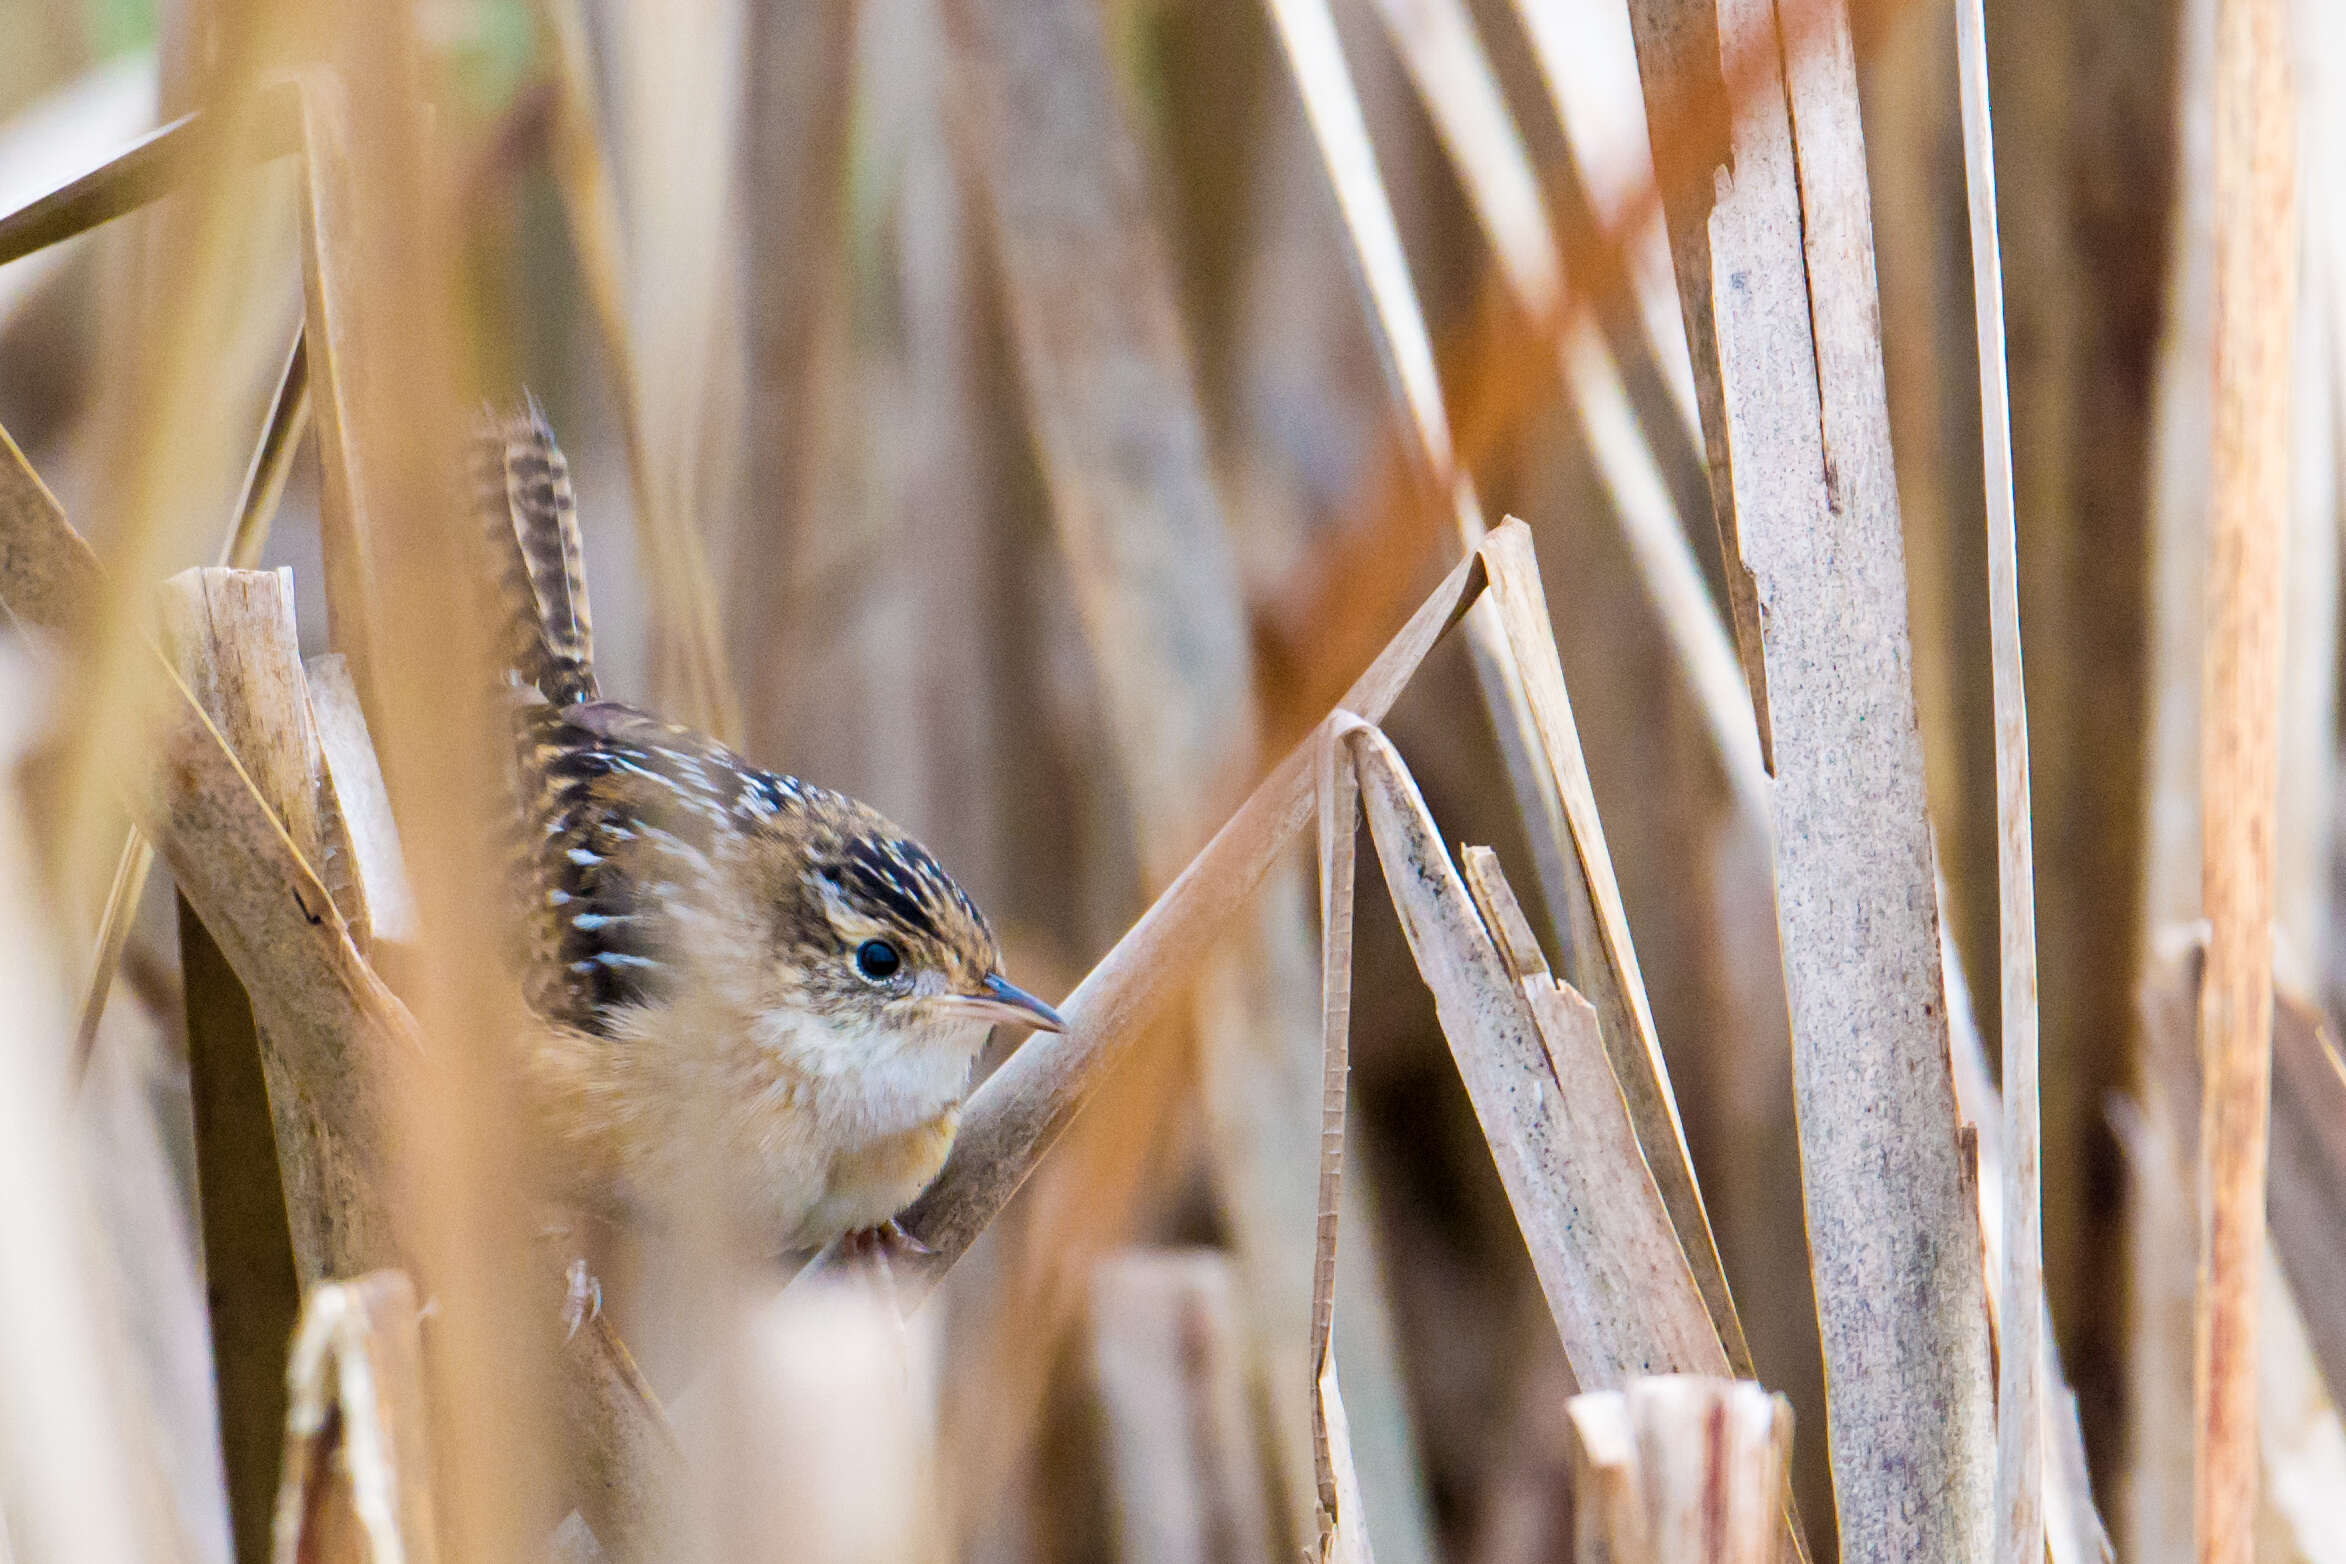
562,1258,603,1342
842,1219,933,1261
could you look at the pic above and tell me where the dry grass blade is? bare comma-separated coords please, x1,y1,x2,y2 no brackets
1564,1377,1791,1564
536,0,741,744
0,90,296,268
1347,724,1730,1385
1952,0,2045,1555
2194,0,2296,1553
1624,2,1995,1550
271,1271,440,1564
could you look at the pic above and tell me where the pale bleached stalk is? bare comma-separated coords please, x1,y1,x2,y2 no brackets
2195,0,2295,1553
1953,2,2045,1558
271,1272,441,1564
1620,0,1995,1551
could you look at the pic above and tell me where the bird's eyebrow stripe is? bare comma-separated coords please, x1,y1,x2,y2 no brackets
840,838,942,938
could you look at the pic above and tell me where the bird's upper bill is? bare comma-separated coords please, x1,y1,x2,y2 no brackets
933,973,1067,1033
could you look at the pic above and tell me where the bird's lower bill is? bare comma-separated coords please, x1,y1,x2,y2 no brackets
932,975,1065,1033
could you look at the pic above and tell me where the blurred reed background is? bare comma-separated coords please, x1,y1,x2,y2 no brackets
0,0,2338,1560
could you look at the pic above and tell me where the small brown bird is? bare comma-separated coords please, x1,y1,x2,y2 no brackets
477,401,1062,1265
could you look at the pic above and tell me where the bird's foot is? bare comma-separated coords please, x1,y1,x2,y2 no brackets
561,1257,603,1342
839,1219,934,1262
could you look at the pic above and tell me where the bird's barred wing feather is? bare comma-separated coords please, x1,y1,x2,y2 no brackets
516,701,815,1031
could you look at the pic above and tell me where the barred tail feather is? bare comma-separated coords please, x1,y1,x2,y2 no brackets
474,398,598,706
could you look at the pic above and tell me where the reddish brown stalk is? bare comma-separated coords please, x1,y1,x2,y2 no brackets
2192,0,2295,1554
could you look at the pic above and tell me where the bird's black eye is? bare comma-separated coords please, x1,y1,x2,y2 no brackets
855,939,902,981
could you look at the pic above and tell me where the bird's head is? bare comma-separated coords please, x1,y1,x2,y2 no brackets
774,802,1064,1047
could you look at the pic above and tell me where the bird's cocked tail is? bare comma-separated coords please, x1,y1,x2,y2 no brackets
474,398,599,707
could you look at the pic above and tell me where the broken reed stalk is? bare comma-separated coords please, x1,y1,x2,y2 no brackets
1952,0,2045,1556
76,320,310,1077
272,1271,441,1564
2195,0,2295,1553
1565,1377,1792,1564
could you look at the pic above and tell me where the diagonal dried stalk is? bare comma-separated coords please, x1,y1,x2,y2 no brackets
1622,1,1996,1552
1952,1,2046,1556
2194,0,2295,1553
0,90,298,269
271,1271,441,1564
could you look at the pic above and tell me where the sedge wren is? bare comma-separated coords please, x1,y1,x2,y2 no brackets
478,402,1062,1261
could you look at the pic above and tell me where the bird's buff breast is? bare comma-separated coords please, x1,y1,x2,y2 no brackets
531,999,979,1253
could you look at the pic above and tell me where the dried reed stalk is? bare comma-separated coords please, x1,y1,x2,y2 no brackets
1565,1377,1792,1564
1952,1,2046,1556
1623,1,1995,1551
272,1271,441,1564
2194,0,2295,1552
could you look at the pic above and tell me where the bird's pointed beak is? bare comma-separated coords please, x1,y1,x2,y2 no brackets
935,973,1067,1033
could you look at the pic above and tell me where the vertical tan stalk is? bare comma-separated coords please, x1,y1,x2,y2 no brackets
2194,4,2296,1549
1953,0,2045,1557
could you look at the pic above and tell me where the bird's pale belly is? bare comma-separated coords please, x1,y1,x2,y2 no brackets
785,1108,960,1249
